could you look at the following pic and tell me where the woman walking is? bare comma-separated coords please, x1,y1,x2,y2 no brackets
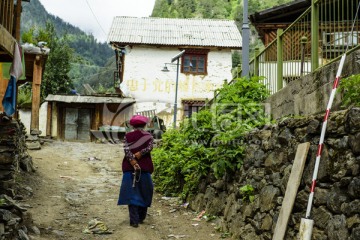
118,115,154,228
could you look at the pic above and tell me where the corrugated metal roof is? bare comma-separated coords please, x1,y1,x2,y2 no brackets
108,17,242,48
45,94,135,104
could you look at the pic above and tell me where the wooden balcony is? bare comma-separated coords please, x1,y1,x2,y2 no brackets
0,0,28,62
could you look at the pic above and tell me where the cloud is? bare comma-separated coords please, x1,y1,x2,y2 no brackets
39,0,156,42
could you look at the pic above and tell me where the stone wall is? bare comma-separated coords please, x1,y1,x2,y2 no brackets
265,50,360,119
189,107,360,239
0,120,35,239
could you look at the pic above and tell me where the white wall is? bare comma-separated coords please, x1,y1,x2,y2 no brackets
121,46,233,126
18,102,48,136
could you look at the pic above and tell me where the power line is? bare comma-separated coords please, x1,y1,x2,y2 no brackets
85,0,108,40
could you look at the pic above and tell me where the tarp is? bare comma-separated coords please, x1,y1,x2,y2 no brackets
2,43,23,116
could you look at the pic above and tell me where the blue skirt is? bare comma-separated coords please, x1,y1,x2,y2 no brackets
117,172,153,207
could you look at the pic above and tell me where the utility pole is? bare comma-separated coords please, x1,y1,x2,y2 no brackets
242,0,250,77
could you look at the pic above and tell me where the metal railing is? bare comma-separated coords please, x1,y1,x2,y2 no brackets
242,0,360,95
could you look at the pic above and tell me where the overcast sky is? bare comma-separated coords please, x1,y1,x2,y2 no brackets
38,0,156,42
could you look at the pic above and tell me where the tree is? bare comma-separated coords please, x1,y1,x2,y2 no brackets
22,22,74,100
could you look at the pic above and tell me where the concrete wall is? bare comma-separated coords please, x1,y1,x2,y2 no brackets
265,50,360,119
122,46,232,127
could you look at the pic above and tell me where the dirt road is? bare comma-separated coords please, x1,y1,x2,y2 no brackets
23,141,224,240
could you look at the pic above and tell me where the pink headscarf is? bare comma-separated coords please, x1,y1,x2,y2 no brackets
129,115,149,127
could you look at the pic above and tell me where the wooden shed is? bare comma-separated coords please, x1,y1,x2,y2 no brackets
45,94,135,142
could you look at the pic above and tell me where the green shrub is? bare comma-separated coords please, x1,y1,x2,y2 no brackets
17,85,32,109
153,76,271,200
340,74,360,107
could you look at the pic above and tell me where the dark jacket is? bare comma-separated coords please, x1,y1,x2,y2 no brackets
122,130,154,173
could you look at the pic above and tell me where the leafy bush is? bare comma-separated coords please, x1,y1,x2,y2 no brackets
153,76,270,200
239,184,255,202
17,85,32,109
340,74,360,107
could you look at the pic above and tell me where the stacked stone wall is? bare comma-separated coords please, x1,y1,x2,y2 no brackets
190,107,360,239
0,120,35,239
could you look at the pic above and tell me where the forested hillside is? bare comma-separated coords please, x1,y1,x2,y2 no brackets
21,0,115,92
151,0,292,22
151,0,292,67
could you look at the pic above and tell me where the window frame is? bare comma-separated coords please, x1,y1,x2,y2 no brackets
182,100,206,118
181,49,209,75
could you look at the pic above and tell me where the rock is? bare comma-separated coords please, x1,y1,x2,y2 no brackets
259,185,280,212
30,129,42,135
346,214,360,228
348,177,360,198
312,228,328,240
223,194,237,221
327,215,349,240
294,127,308,141
349,133,360,154
0,152,15,164
233,224,260,240
204,187,216,201
261,214,273,231
327,185,350,214
52,230,65,237
278,128,293,145
264,151,288,172
190,193,204,212
26,141,41,150
307,119,320,134
205,196,225,216
18,229,30,240
0,209,12,221
0,223,4,235
341,200,360,216
350,226,360,240
211,180,225,190
345,107,360,133
25,134,38,141
313,206,332,229
314,188,330,206
20,156,35,172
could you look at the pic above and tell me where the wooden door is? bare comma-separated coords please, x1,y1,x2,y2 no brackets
64,108,90,141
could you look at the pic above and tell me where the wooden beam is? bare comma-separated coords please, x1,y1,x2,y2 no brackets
272,142,310,240
30,55,43,132
15,0,22,41
46,101,52,136
0,24,15,59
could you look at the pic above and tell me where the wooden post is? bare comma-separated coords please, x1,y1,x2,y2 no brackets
46,101,52,136
272,142,310,240
311,0,319,71
277,29,284,91
15,0,22,41
0,64,4,113
254,47,260,77
30,55,42,132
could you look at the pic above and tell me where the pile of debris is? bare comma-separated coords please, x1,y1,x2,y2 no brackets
0,120,36,239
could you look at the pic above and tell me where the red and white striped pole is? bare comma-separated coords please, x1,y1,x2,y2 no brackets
299,53,347,239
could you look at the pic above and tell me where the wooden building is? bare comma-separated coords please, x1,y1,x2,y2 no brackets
45,94,135,142
1,0,48,136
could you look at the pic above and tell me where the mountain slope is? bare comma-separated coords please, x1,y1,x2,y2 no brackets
21,0,116,92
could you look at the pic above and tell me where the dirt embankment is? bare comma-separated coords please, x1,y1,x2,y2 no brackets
22,141,224,240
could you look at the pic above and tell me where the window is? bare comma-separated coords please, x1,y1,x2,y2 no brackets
181,49,209,75
183,100,205,118
322,32,358,47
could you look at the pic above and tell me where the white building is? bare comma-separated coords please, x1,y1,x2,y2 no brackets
108,17,242,127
